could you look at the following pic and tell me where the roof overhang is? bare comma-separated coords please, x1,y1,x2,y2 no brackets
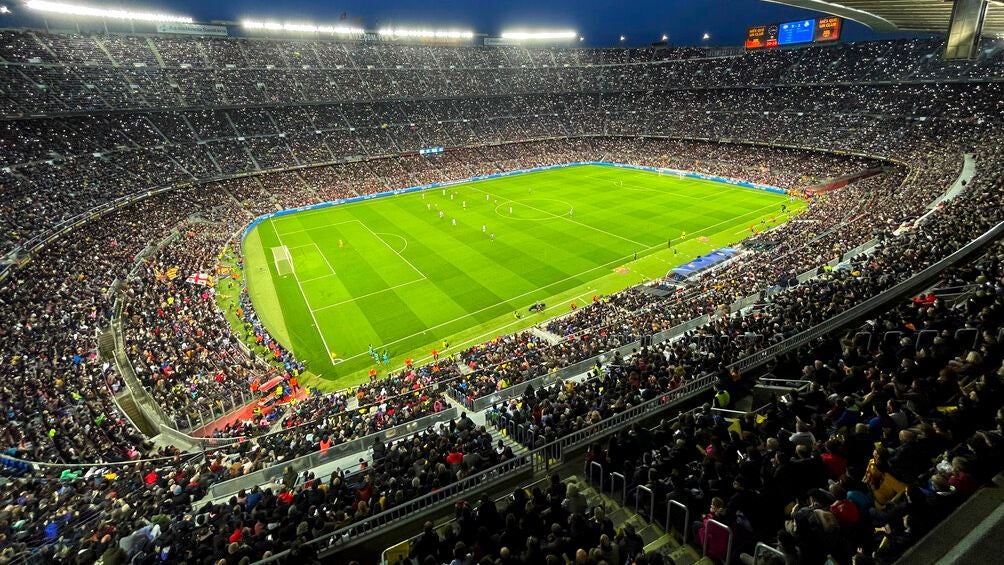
763,0,1004,34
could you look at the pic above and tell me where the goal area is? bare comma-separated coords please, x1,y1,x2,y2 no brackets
272,246,293,276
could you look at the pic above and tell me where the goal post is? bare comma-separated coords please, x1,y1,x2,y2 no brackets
272,245,294,276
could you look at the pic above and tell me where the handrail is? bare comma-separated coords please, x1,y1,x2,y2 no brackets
729,220,1004,376
253,219,1004,562
667,499,689,543
753,541,786,565
610,472,627,506
636,484,655,523
703,518,734,565
0,449,205,472
257,371,718,562
205,407,457,500
380,474,553,564
589,461,605,492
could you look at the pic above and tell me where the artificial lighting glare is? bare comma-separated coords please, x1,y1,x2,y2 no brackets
702,32,711,40
0,5,9,14
661,34,668,41
579,36,584,42
242,20,364,34
25,0,192,23
499,30,577,41
619,35,626,41
378,28,474,39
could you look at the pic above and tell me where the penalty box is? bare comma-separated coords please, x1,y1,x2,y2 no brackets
270,219,426,311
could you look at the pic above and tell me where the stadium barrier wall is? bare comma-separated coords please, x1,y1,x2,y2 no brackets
205,407,457,500
730,219,1004,376
259,372,719,563
471,311,716,413
239,161,787,242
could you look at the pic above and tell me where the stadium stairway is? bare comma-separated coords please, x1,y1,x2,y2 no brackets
570,475,708,565
442,394,530,460
116,392,159,437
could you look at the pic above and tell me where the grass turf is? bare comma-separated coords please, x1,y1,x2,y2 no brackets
242,164,804,389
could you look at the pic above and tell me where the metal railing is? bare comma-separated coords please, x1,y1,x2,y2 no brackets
259,451,538,562
258,370,718,562
205,408,457,500
589,461,605,492
667,499,690,543
702,518,734,565
257,220,1004,562
470,368,569,411
610,471,627,506
753,542,786,565
635,484,655,522
380,474,554,565
730,220,1004,376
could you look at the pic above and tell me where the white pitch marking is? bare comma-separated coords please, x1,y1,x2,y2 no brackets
268,219,338,367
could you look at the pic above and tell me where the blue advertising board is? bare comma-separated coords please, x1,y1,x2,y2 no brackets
241,162,787,241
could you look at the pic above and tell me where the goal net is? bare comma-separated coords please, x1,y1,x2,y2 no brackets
272,246,293,277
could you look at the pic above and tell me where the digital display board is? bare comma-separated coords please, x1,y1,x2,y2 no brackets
745,16,841,49
765,23,779,48
745,25,766,49
814,17,842,42
778,19,816,46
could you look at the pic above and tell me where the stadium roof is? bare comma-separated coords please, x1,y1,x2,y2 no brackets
764,0,1004,34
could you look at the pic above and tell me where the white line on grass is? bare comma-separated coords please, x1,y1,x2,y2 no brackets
269,219,337,368
312,243,337,276
298,273,338,284
311,277,427,312
469,186,650,248
374,232,409,254
273,219,360,237
356,222,427,280
330,199,787,365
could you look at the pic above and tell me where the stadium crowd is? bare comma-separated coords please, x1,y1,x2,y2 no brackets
0,28,1002,564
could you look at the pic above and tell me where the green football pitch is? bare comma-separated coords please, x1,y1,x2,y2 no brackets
241,164,804,389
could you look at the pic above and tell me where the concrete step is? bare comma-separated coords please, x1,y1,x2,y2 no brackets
117,392,158,436
608,507,632,528
666,544,702,565
637,523,665,546
643,532,676,555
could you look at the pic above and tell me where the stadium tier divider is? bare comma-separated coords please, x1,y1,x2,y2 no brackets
380,474,557,565
259,373,719,562
206,407,458,501
732,219,1004,376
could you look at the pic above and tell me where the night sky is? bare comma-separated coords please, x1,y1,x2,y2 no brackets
14,0,927,46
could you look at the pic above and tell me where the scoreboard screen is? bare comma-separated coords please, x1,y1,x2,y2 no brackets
778,19,815,46
745,16,841,49
814,16,842,42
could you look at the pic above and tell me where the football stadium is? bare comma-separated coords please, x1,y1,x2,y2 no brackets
0,0,1003,563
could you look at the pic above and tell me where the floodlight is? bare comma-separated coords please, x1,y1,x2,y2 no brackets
0,6,10,14
378,28,473,39
499,30,577,41
25,0,192,23
661,34,668,41
242,20,364,34
702,32,711,40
